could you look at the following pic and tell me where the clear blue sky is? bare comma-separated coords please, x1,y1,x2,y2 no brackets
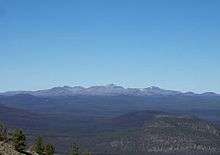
0,0,220,92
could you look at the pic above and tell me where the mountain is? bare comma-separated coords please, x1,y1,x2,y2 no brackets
0,86,85,97
143,86,182,95
1,85,219,97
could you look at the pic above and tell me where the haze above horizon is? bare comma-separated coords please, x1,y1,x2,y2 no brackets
0,0,220,93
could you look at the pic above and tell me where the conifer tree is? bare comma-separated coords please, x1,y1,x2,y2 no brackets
45,143,55,155
70,143,80,155
0,123,8,141
34,136,45,155
12,129,26,152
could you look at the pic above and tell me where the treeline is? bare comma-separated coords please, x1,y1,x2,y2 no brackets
0,122,91,155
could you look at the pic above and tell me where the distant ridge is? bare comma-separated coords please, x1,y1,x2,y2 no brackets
0,84,219,97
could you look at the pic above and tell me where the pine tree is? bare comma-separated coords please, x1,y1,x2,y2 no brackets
83,152,92,155
12,129,26,152
0,123,8,141
34,136,45,155
70,143,80,155
45,143,55,155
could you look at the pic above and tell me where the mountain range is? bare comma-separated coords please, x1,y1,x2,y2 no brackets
1,84,219,97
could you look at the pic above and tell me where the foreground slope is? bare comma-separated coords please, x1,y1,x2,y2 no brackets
82,112,220,154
